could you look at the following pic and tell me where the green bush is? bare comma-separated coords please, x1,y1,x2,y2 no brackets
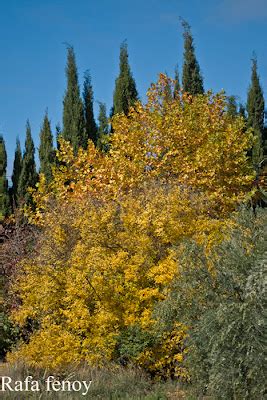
0,275,19,360
114,325,156,365
155,208,267,399
0,312,19,360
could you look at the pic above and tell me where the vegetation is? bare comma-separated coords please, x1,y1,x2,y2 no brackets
0,362,180,399
97,102,110,151
39,111,55,183
83,70,98,147
227,95,238,117
155,208,266,399
0,19,266,400
17,121,38,205
181,19,204,95
62,46,85,154
7,78,255,375
0,136,9,218
11,139,22,208
113,41,138,115
247,57,265,166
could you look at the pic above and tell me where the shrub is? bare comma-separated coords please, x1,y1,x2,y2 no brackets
155,208,267,399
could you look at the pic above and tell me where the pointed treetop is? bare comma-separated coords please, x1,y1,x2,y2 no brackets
11,137,23,206
83,70,98,147
247,56,265,165
113,41,138,115
62,45,85,154
25,120,34,154
39,111,55,182
18,120,38,203
179,17,191,34
65,45,78,89
247,56,264,132
0,135,10,218
180,18,204,95
119,40,130,73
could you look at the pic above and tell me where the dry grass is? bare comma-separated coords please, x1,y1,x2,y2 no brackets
0,361,185,399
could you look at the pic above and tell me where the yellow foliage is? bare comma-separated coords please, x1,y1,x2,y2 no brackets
137,324,189,381
10,75,255,373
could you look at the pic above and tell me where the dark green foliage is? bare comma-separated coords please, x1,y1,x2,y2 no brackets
83,70,98,147
226,95,238,117
155,209,267,399
55,123,63,156
0,136,10,218
0,312,19,360
97,102,110,152
113,41,138,115
174,65,180,99
263,125,267,156
181,19,204,95
62,46,85,154
247,57,265,165
115,325,156,365
39,112,55,182
11,138,22,208
239,103,247,120
55,123,62,149
18,121,38,204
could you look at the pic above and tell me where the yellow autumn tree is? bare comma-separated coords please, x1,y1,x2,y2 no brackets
9,75,255,375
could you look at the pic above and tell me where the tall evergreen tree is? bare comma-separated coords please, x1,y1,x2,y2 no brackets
11,138,22,207
39,111,55,182
55,123,62,151
247,57,265,165
239,103,247,120
174,65,180,99
18,121,37,204
83,70,98,147
0,135,9,218
62,45,85,154
97,102,109,152
113,41,138,115
227,95,238,117
181,19,204,95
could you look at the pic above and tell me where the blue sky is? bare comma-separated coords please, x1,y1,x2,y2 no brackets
1,0,267,177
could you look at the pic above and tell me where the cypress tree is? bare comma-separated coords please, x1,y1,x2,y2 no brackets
113,41,138,115
181,19,204,95
62,45,85,154
97,102,109,152
83,70,98,147
263,117,267,156
11,138,22,207
174,65,180,98
55,123,62,152
18,121,37,204
227,95,238,117
239,103,247,120
39,111,55,182
0,135,9,218
247,57,265,165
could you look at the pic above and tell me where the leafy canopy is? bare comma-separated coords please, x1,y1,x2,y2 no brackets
10,76,255,372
